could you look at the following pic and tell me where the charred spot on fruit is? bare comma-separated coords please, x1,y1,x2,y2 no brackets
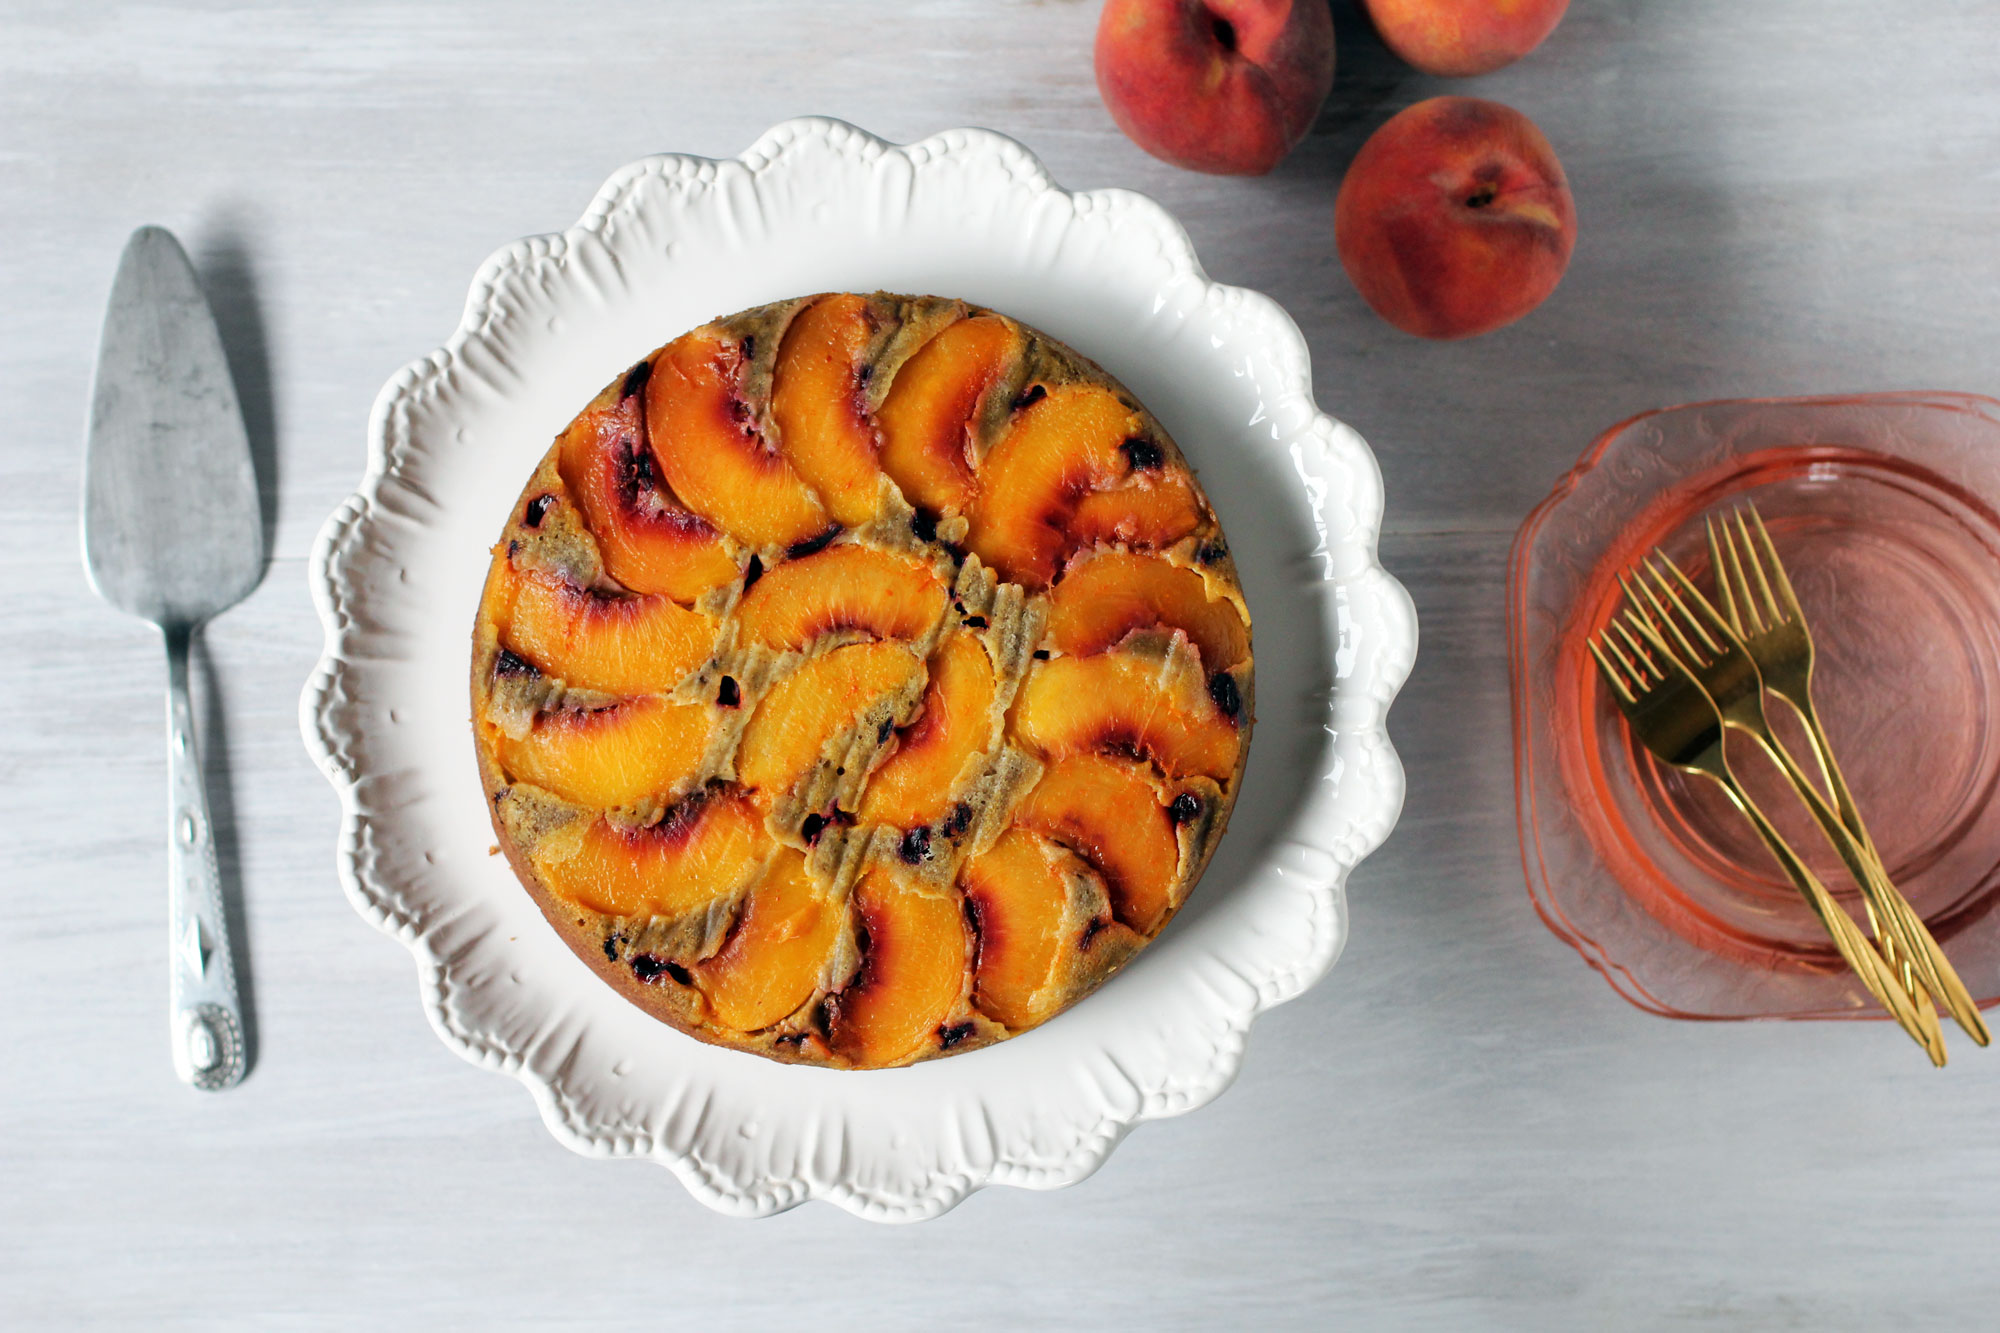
1032,648,1051,660
620,358,653,400
1208,671,1242,719
938,1021,975,1049
1465,183,1500,210
1012,383,1047,411
630,954,689,986
898,826,933,865
601,931,626,963
494,648,539,679
1197,540,1229,566
961,614,987,629
1104,736,1147,764
716,675,741,708
506,539,521,559
651,788,717,840
943,801,975,839
910,509,939,543
964,890,987,940
1120,437,1164,471
1169,791,1205,825
522,493,555,528
738,334,755,361
741,553,764,591
614,434,660,501
800,812,829,845
786,526,842,560
1080,915,1111,951
876,717,894,744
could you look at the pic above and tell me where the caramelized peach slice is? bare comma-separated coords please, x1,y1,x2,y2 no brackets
963,828,1078,1029
1011,645,1241,783
772,294,885,527
734,544,948,654
859,632,997,829
877,314,1022,516
966,384,1201,589
695,849,839,1031
531,790,764,916
736,641,926,798
1046,550,1247,672
1016,754,1179,934
828,866,969,1066
1067,470,1202,554
646,330,830,549
555,379,740,603
496,696,711,809
502,564,718,695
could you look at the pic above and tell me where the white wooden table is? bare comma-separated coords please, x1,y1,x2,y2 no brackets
10,2,2000,1325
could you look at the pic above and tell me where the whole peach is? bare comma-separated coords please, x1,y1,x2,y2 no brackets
1368,0,1568,78
1362,0,1569,77
1335,97,1574,339
1095,0,1336,176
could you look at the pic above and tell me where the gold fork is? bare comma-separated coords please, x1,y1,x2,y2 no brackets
1589,612,1943,1061
1622,556,1947,1047
1709,504,1989,1045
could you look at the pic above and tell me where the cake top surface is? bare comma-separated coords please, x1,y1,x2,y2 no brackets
472,291,1253,1069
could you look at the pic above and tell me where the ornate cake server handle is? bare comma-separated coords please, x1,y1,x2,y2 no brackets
166,623,247,1090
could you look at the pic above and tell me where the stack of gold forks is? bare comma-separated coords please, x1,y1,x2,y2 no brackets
1589,503,1991,1063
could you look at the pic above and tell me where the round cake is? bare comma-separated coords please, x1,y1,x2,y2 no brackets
472,292,1253,1069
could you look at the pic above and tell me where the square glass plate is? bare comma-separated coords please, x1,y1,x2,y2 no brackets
1511,392,2000,1019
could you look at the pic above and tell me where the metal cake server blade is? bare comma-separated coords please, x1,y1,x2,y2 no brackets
82,226,263,1090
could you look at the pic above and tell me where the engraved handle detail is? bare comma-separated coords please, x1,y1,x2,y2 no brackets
166,624,246,1090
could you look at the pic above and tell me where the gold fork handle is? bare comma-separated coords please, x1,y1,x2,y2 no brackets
1700,765,1944,1063
1782,693,1990,1046
1747,707,1988,1046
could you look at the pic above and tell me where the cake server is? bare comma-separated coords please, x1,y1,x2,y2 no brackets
82,226,262,1090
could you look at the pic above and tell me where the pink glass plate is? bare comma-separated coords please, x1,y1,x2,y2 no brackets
1510,393,2000,1019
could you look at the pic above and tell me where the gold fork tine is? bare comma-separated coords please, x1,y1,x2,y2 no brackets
1587,637,1635,704
1626,567,1708,667
1655,552,1742,649
1745,502,1804,620
1615,609,1658,663
1735,507,1786,629
1597,623,1649,691
1713,517,1764,635
1705,517,1743,635
1647,556,1729,659
1609,617,1662,685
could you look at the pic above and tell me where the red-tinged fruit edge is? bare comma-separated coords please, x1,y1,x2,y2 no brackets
1095,0,1336,176
1335,96,1575,340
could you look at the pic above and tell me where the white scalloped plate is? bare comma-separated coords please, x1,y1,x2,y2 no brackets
302,118,1416,1221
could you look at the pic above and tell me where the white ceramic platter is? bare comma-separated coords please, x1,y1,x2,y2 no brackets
302,118,1416,1221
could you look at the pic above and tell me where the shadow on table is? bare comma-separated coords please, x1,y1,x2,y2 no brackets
184,213,278,1079
192,217,280,578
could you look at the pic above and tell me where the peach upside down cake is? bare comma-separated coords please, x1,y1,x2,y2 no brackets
472,292,1253,1069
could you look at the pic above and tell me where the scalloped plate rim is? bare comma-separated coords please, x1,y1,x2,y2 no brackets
301,115,1415,1222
